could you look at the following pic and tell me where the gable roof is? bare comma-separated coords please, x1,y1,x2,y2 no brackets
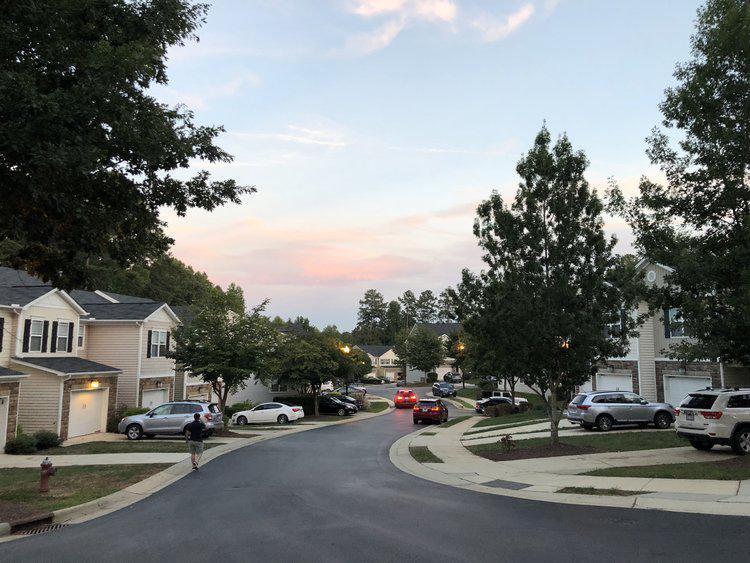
0,366,28,378
0,267,46,287
413,322,462,337
355,344,393,357
83,302,166,321
12,356,120,376
69,289,113,305
0,285,55,307
100,291,155,304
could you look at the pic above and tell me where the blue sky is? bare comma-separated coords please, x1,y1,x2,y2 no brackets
157,0,703,329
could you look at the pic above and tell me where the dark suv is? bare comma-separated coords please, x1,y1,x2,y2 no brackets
413,399,449,424
432,382,457,398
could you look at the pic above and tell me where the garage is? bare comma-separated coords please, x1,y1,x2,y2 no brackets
664,375,712,407
68,389,108,438
142,388,167,409
596,373,633,392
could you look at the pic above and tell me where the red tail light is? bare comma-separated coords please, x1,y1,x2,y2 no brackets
292,408,302,412
674,408,680,416
578,405,590,410
204,413,213,421
413,405,420,411
431,407,441,412
701,411,723,419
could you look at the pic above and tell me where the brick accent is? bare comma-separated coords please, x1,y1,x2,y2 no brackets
0,381,20,442
654,360,721,403
185,383,212,400
59,375,118,441
594,360,640,393
138,377,174,405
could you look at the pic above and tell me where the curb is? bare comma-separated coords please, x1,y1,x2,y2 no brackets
0,403,395,540
389,424,750,517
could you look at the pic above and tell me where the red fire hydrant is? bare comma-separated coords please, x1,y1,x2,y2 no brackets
39,457,55,493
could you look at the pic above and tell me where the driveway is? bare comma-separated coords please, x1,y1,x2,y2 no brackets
1,388,747,562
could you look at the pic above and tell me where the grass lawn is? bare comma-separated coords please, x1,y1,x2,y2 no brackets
584,456,750,480
450,397,474,409
409,446,443,463
0,464,170,523
468,431,685,460
557,486,646,496
41,441,220,455
438,415,470,428
421,432,437,436
364,401,389,413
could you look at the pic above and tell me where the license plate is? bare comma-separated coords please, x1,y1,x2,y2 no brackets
421,408,428,412
686,412,694,421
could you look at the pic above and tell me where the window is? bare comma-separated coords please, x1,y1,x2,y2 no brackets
680,394,717,409
606,309,626,339
666,308,687,338
270,382,288,393
77,324,85,348
172,404,194,415
150,404,172,416
56,321,70,352
29,320,44,353
623,393,644,404
727,394,750,409
150,330,167,357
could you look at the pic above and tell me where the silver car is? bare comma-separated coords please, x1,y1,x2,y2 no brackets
567,391,675,431
118,401,223,440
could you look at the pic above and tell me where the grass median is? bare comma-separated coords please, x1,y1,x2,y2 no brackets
410,446,443,463
42,441,222,455
467,431,685,461
438,415,470,428
0,464,171,524
557,486,646,497
584,455,750,480
364,401,389,413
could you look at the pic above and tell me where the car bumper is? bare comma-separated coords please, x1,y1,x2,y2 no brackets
676,430,730,445
414,413,443,422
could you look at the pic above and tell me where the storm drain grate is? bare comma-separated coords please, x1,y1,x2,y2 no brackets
14,523,69,535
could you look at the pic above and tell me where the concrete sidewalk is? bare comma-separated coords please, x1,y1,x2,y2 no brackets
391,417,750,516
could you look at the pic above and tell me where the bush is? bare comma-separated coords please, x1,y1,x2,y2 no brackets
225,401,254,417
34,431,62,450
518,401,533,413
426,372,438,383
5,434,38,454
484,403,515,418
362,376,383,384
107,404,150,433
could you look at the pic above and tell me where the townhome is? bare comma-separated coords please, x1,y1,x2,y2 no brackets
405,322,463,383
355,345,403,381
0,268,121,443
585,259,750,405
70,290,181,409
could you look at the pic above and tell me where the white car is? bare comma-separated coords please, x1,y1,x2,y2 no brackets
231,402,304,425
486,391,529,405
676,388,750,454
321,380,334,391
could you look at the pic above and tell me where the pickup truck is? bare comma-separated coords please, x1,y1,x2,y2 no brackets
480,390,529,405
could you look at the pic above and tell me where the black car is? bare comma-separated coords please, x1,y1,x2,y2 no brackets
432,382,457,398
319,395,357,416
443,373,462,383
475,396,513,414
323,393,362,409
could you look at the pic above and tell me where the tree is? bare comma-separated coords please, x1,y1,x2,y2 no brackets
336,346,371,394
170,298,278,413
0,1,252,289
438,289,458,322
466,126,637,443
446,329,468,389
383,300,404,343
393,328,411,382
609,0,750,365
403,325,444,376
415,290,438,323
398,290,418,328
353,289,387,344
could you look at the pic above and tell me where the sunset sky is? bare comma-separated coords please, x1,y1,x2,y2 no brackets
156,0,702,329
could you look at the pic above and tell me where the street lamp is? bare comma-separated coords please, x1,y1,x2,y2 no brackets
340,344,351,355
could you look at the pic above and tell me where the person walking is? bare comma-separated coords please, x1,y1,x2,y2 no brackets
185,413,206,470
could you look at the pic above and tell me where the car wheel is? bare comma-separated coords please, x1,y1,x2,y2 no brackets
731,427,750,455
337,408,346,417
596,414,614,432
236,415,248,425
126,424,143,440
413,418,420,424
581,423,594,431
654,412,672,430
688,437,714,451
277,414,289,425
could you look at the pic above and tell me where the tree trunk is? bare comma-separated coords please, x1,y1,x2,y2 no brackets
548,392,560,445
313,388,320,416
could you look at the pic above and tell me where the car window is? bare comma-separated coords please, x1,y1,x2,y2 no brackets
593,394,620,404
209,403,220,413
191,404,203,413
727,394,750,408
681,394,717,409
571,394,586,405
417,400,436,407
253,404,267,411
172,404,193,414
267,404,282,410
151,404,172,415
623,393,642,404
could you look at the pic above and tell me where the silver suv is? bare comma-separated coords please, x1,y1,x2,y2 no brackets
676,388,750,454
567,391,675,432
118,401,223,440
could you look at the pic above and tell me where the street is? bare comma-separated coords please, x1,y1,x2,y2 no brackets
2,386,748,562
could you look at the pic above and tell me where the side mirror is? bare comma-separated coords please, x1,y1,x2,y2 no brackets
147,412,154,417
640,400,648,405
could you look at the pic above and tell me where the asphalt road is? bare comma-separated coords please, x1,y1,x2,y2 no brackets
3,384,749,562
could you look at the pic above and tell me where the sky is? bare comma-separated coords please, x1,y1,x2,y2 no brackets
156,0,703,329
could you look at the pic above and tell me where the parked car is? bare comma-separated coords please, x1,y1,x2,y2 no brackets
676,388,750,454
323,393,362,409
443,372,462,383
321,380,334,391
413,398,449,424
480,390,529,405
319,395,358,416
567,391,675,431
232,402,304,425
394,389,418,408
119,401,223,440
396,380,406,387
335,385,367,396
475,396,514,414
432,382,457,398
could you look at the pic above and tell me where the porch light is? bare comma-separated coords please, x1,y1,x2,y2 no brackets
341,345,351,354
90,380,100,389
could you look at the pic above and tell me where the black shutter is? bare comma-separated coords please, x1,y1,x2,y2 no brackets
619,308,627,338
50,322,58,353
0,317,4,352
663,308,671,339
22,319,31,352
67,322,74,352
146,330,153,358
166,331,170,352
41,320,49,352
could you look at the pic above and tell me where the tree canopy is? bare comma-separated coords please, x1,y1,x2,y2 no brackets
0,0,251,288
402,325,444,375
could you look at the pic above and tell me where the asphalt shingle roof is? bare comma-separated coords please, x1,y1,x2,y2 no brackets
0,366,26,377
0,285,54,307
415,322,462,337
69,289,112,305
0,267,46,287
170,305,195,325
83,302,165,321
13,356,120,375
100,291,155,304
356,344,394,357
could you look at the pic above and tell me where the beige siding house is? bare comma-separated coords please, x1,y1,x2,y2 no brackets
355,345,403,382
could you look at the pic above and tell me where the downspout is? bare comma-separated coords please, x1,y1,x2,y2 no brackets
719,360,725,388
136,322,144,406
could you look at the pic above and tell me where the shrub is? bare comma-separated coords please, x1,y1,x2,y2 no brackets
225,401,253,417
484,403,515,418
107,404,150,433
124,407,149,417
500,434,516,453
34,431,62,450
518,401,533,413
426,372,438,383
5,434,37,455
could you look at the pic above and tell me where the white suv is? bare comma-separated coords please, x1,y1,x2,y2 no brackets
675,388,750,454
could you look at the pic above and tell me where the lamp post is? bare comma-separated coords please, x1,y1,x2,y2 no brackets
340,344,351,394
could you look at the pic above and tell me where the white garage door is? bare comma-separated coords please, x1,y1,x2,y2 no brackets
142,388,167,409
596,373,633,392
664,375,712,407
68,389,107,438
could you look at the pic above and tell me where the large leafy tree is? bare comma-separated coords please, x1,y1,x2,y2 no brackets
609,0,750,364
465,126,638,443
383,300,404,343
353,289,387,344
398,290,418,328
403,325,444,376
0,1,251,288
415,290,438,323
170,298,279,413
